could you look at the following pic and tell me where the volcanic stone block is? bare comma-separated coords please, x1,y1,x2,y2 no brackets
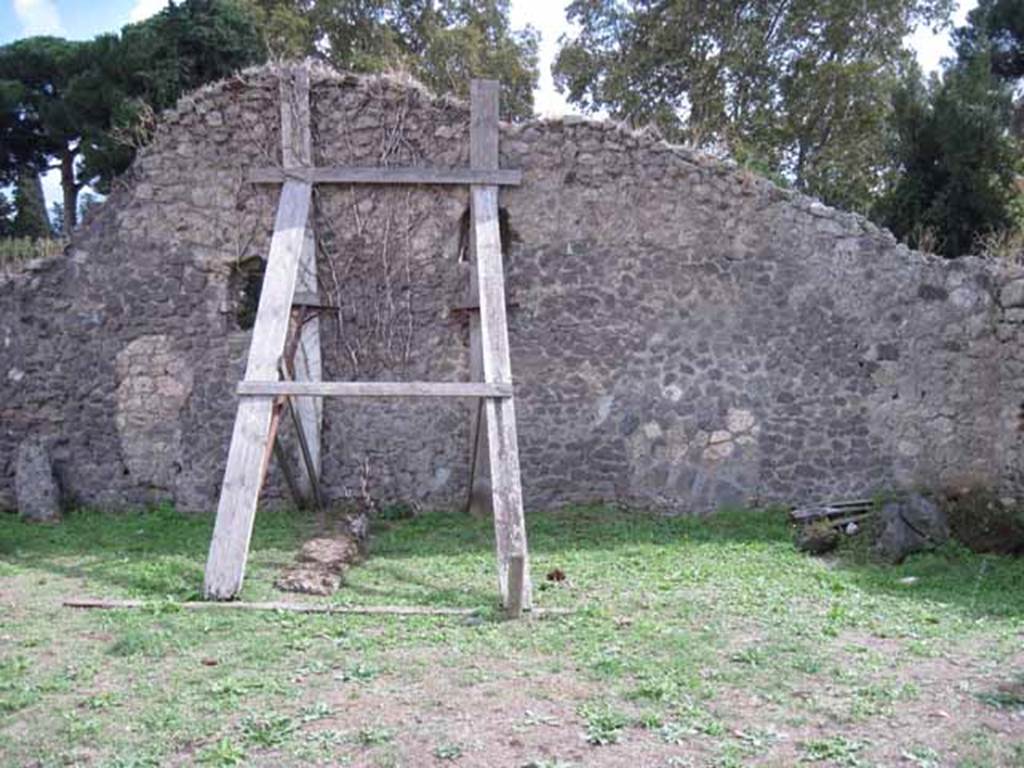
15,437,61,523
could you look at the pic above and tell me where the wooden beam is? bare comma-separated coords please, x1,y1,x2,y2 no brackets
237,381,513,398
281,66,323,506
64,598,572,617
205,180,311,600
249,166,522,186
279,363,324,511
292,291,337,310
470,79,532,612
505,554,525,619
465,267,492,519
273,435,306,510
204,64,315,601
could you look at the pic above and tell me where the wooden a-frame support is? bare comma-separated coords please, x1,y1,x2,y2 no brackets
203,66,531,614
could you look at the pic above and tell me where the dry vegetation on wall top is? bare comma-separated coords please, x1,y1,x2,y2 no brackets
0,238,66,272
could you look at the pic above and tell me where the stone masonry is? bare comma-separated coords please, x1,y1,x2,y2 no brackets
2,62,1024,515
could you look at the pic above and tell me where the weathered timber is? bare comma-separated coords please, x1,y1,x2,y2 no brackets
292,291,337,310
281,67,323,505
505,554,525,619
470,79,532,611
204,65,314,601
237,381,513,398
279,363,324,510
64,598,573,617
465,267,492,519
249,166,522,186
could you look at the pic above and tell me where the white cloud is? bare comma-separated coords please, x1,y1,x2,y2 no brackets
129,0,177,24
12,0,65,36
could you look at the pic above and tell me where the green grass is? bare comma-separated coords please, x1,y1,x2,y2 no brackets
2,503,1023,766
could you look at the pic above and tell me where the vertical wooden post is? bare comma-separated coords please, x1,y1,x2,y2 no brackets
203,66,313,600
465,271,492,518
281,67,323,499
470,80,532,610
505,554,525,619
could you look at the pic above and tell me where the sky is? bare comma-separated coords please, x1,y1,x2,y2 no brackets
1,0,977,208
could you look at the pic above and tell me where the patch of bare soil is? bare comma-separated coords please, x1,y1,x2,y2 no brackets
718,631,1024,766
245,650,709,768
227,631,1024,767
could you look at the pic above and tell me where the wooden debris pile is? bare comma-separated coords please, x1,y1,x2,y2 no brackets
790,499,874,555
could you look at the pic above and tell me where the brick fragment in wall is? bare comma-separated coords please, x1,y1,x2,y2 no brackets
1,62,1023,514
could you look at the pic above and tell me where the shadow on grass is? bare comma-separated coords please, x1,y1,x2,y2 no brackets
2,503,1023,621
0,505,305,600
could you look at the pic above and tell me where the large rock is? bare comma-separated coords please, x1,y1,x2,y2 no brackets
15,438,61,523
1001,279,1024,309
874,494,948,563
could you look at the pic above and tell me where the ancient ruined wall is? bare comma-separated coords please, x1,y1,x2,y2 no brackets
2,63,1023,515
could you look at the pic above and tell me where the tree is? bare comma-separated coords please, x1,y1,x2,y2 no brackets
12,167,52,238
0,37,90,234
0,190,14,238
553,0,952,212
873,53,1016,257
956,0,1024,80
48,202,64,238
0,0,265,233
238,0,311,59
70,0,267,196
955,0,1024,137
249,0,539,119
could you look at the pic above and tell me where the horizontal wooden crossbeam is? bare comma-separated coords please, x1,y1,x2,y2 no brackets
292,291,337,310
249,166,522,186
237,381,514,398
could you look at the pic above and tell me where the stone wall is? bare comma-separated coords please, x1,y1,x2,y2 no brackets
3,63,1023,515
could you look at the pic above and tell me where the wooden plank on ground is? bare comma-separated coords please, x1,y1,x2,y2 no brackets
470,79,532,611
64,598,573,617
249,166,522,186
237,381,513,398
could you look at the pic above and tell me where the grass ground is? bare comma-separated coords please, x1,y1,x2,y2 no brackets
1,504,1023,767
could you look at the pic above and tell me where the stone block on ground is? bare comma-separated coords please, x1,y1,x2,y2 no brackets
274,566,342,596
276,532,363,596
873,494,948,563
297,535,361,570
15,437,61,523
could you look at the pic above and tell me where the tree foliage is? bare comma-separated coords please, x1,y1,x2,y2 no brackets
873,1,1023,258
956,0,1024,80
12,169,51,238
0,0,538,238
553,0,952,212
874,54,1017,257
248,0,539,119
0,190,15,238
0,0,266,234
